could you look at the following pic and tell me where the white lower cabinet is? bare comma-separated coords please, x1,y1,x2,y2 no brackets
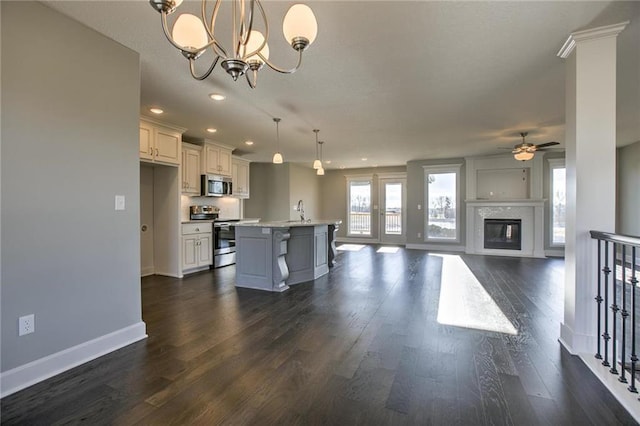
182,223,213,272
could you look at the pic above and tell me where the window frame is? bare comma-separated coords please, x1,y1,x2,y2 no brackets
346,174,374,237
548,158,566,247
423,164,462,243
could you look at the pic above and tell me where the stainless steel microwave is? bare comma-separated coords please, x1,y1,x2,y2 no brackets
201,174,232,197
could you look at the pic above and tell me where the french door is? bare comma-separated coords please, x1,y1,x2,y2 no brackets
379,177,406,244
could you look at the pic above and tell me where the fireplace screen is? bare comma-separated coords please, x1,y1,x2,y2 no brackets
484,219,522,250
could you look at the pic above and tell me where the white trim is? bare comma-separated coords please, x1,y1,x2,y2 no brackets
376,172,406,180
406,243,465,252
557,21,629,58
344,173,374,180
0,322,147,398
545,248,565,257
579,354,640,422
336,237,378,244
141,266,155,277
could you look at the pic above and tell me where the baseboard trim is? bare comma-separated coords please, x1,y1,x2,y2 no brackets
580,354,640,422
406,243,466,252
0,321,147,398
545,248,565,258
336,237,379,244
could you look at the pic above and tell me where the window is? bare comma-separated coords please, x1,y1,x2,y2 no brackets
424,165,461,241
549,159,566,245
347,177,372,236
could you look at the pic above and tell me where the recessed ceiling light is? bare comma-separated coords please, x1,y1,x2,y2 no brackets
209,93,226,101
245,140,254,146
206,128,217,133
361,158,367,161
149,108,163,114
325,160,332,164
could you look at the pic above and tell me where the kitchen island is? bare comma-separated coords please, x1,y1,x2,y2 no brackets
235,220,340,292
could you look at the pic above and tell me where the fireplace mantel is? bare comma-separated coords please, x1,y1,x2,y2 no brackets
465,199,545,207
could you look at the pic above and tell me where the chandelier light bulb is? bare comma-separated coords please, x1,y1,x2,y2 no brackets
245,30,270,62
273,152,284,164
317,167,325,176
172,14,207,50
283,4,318,47
313,159,322,169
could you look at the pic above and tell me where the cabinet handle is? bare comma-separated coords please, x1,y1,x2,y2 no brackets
155,148,159,156
195,228,200,232
149,147,153,155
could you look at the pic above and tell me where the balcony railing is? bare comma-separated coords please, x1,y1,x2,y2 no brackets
590,230,640,395
349,212,370,234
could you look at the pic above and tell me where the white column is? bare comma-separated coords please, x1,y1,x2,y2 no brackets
558,22,628,354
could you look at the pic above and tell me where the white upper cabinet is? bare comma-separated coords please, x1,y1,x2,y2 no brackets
181,143,202,195
139,118,186,166
202,141,233,177
232,157,250,199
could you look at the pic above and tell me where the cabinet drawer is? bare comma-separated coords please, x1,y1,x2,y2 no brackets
182,222,212,235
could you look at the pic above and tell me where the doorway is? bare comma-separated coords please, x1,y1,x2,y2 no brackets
379,176,406,244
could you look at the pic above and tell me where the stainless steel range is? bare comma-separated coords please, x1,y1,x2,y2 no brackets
189,205,238,268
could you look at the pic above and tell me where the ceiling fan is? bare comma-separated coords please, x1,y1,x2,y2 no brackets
505,132,560,161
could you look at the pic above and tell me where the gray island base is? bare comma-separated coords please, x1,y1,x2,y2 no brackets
235,220,340,292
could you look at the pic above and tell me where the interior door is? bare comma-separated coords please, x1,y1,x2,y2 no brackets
379,178,406,244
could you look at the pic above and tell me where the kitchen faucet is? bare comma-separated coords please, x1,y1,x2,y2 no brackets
297,199,305,222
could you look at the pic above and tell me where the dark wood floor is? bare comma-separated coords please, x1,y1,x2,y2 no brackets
1,246,637,425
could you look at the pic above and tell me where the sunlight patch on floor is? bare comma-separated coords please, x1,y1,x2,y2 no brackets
337,244,366,252
377,246,400,253
435,254,518,335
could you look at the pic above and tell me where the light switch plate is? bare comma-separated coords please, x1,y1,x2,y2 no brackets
115,195,125,211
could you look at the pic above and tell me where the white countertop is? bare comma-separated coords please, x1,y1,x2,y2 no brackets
181,218,261,224
235,219,342,228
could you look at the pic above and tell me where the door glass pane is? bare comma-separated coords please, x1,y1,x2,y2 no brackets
349,181,371,235
427,172,457,239
385,183,402,235
552,167,566,244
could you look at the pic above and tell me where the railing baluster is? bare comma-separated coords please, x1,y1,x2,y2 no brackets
603,240,611,367
596,239,603,360
620,244,628,383
630,246,638,394
611,242,619,375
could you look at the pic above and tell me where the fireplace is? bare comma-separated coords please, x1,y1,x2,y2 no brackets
484,219,522,250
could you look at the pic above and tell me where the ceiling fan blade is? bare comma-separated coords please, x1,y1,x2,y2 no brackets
535,141,560,148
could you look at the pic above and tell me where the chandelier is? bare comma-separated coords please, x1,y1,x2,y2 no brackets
149,0,318,88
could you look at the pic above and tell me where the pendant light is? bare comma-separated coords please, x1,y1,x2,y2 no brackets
316,141,325,175
312,129,322,169
272,117,283,164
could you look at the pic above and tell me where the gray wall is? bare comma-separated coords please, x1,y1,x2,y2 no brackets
406,159,466,246
1,2,142,371
289,163,321,221
320,166,407,239
245,162,323,221
617,141,640,236
245,163,290,221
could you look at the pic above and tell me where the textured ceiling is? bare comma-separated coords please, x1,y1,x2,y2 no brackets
45,1,640,169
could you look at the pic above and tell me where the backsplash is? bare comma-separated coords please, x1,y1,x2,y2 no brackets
181,195,242,221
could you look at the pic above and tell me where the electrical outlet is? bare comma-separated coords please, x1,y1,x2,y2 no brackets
417,232,422,238
115,195,125,211
19,314,35,336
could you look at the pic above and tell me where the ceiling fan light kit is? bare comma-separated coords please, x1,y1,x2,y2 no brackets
149,0,318,88
510,132,559,161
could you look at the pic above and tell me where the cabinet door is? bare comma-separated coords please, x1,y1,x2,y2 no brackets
198,234,213,266
202,145,221,174
232,159,250,198
182,235,198,270
218,148,232,176
183,148,201,194
154,128,181,165
139,122,154,161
